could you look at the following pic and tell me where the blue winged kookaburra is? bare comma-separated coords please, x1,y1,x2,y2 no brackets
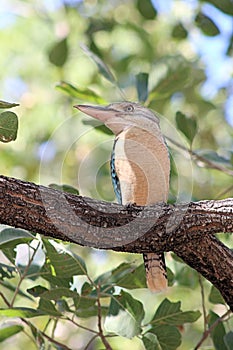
74,102,170,292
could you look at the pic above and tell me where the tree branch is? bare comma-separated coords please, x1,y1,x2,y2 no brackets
0,175,233,309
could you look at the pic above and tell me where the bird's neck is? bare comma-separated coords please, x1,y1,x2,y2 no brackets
113,126,170,206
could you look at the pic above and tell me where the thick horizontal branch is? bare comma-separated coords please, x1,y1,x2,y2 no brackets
0,175,233,309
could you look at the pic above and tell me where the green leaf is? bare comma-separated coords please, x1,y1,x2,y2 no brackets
48,37,68,67
0,325,23,342
195,12,220,36
175,111,197,144
0,228,34,247
40,263,71,288
142,333,160,350
0,100,19,109
49,183,79,195
114,263,147,289
136,73,149,102
43,240,87,278
167,267,175,287
81,44,116,83
224,332,233,350
105,291,145,338
74,295,96,310
137,0,157,19
0,111,18,143
172,23,188,40
0,307,41,318
149,325,181,350
34,286,78,301
73,292,108,318
95,262,147,289
56,81,106,104
209,285,225,305
38,298,62,316
201,0,233,16
208,311,227,350
75,304,108,318
151,298,201,326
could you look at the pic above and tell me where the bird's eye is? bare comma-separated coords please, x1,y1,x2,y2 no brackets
124,104,134,112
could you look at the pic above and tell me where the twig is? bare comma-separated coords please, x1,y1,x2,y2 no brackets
21,318,73,350
67,317,98,334
83,334,99,350
198,275,207,332
0,291,11,306
214,184,233,200
10,241,40,306
97,283,113,350
194,309,232,349
166,135,233,176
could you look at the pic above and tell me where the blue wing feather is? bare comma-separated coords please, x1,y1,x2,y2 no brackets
110,139,122,204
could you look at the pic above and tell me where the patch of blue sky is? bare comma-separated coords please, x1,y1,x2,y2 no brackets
40,0,82,11
152,0,172,13
190,4,233,95
191,4,233,124
3,77,28,101
40,0,63,12
0,2,17,29
37,140,56,162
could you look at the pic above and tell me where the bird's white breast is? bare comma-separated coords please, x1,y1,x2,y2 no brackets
114,127,170,205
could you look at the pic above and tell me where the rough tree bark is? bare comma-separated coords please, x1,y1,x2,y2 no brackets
0,175,232,309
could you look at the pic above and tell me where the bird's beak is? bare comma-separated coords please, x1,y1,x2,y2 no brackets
74,104,117,123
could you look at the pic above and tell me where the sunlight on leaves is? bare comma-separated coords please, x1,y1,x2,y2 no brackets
0,307,42,318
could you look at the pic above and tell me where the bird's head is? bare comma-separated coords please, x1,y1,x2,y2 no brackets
74,101,160,135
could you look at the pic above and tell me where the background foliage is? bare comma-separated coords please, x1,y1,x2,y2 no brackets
0,0,233,349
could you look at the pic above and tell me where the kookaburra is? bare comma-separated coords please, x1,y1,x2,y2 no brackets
74,102,170,292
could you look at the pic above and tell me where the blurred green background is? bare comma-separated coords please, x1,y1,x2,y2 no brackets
0,0,233,349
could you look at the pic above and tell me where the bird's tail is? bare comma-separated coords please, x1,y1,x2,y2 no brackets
143,253,167,292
